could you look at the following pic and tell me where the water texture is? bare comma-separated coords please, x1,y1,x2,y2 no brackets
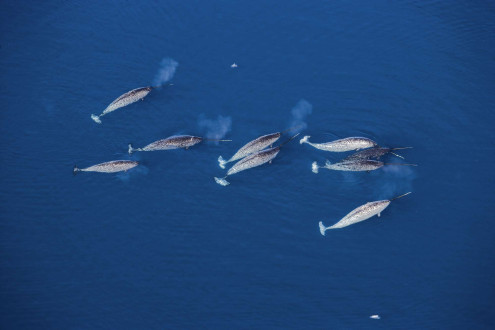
1,1,494,329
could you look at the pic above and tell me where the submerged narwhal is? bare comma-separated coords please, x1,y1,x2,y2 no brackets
300,136,377,152
73,160,139,175
214,133,299,186
311,159,417,173
91,86,153,124
319,192,411,235
128,135,231,154
341,147,412,162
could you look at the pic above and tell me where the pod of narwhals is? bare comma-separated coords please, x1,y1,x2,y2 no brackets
77,86,232,175
78,83,417,237
300,135,417,173
214,128,300,186
300,135,416,235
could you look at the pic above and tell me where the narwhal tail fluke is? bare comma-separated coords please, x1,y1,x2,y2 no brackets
214,176,230,186
390,192,412,201
91,114,102,124
73,165,80,176
128,144,135,155
300,135,310,144
319,221,327,236
312,161,319,174
218,156,227,169
128,144,143,154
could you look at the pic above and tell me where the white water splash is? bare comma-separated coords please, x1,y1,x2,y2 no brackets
152,58,178,87
288,99,312,133
198,115,232,143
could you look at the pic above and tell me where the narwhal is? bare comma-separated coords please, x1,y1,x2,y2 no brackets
128,135,231,154
91,86,153,124
311,159,417,173
319,192,412,235
300,136,377,152
73,160,139,175
341,147,412,162
214,133,299,186
218,126,302,169
218,132,281,169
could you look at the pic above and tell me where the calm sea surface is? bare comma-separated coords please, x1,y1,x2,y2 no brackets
1,1,494,329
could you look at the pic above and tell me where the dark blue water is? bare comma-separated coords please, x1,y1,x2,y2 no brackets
1,1,494,329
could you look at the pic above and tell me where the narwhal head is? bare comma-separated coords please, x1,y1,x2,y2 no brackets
377,200,391,208
267,132,282,144
367,200,391,216
266,132,281,139
256,132,281,146
189,136,203,145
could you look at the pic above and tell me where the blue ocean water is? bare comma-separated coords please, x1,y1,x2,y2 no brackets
1,1,494,329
